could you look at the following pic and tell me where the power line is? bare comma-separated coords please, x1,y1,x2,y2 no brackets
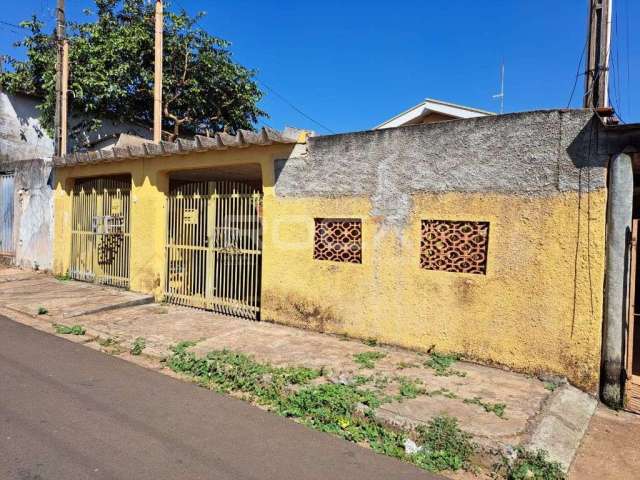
259,81,335,134
0,20,31,31
171,0,336,134
567,39,587,108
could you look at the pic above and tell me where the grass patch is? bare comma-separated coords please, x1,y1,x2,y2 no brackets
166,342,478,475
413,416,476,472
130,337,146,355
54,271,71,281
544,382,558,392
464,396,507,418
397,377,425,400
167,342,320,404
493,447,565,480
353,351,386,369
37,306,48,315
54,323,86,335
427,388,459,399
424,352,466,377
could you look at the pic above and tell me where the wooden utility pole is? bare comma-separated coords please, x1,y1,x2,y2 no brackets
54,0,65,156
60,40,69,156
153,0,163,143
584,0,613,110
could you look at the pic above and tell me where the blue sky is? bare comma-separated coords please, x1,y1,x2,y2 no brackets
1,1,638,134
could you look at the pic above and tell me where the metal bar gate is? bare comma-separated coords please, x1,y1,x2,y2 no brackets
0,172,15,256
164,180,262,320
70,176,131,288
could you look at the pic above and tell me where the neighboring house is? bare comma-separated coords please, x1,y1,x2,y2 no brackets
374,98,494,129
51,109,640,415
0,91,151,269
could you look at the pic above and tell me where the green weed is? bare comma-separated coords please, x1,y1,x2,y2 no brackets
413,416,476,472
544,382,558,392
427,388,459,399
397,377,424,400
130,337,146,355
55,271,71,281
167,343,320,404
54,323,86,335
353,351,387,369
424,352,466,377
464,396,507,418
493,447,565,480
99,337,119,347
166,343,481,475
37,306,48,315
363,338,378,347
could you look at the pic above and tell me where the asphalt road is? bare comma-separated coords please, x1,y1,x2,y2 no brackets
0,316,436,480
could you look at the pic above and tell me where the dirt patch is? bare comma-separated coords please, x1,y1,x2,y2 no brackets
262,289,343,333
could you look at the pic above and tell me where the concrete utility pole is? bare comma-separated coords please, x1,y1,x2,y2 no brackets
583,0,613,110
60,40,69,156
153,0,163,143
54,0,65,157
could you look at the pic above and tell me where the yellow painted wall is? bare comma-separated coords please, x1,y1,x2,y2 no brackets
53,147,607,392
261,190,607,392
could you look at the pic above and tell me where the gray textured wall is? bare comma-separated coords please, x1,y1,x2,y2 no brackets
274,110,611,228
0,158,53,270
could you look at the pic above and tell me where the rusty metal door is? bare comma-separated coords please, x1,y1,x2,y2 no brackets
0,172,15,256
70,176,131,288
164,180,262,319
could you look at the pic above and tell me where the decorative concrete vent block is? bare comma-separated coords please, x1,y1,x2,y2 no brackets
314,218,362,264
420,220,489,275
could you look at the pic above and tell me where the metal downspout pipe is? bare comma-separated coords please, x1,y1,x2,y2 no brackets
602,152,633,407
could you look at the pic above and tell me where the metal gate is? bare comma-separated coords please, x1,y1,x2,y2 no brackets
164,180,262,319
70,176,131,288
0,172,15,256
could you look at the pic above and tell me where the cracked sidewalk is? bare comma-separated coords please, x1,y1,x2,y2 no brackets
0,268,597,475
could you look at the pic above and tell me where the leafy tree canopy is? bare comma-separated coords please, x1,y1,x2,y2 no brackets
0,0,267,140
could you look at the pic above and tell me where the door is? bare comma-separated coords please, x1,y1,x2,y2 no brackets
0,172,15,256
627,219,640,413
164,180,262,320
70,176,131,288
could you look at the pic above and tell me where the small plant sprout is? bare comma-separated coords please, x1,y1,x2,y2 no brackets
37,306,48,315
131,337,146,356
353,351,386,369
54,324,86,335
464,396,507,419
424,351,467,377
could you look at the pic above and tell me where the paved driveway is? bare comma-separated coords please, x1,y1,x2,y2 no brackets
0,316,435,480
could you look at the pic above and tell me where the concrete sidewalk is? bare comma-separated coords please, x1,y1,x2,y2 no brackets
0,268,599,476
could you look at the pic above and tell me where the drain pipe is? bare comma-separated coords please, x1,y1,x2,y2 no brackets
602,152,633,407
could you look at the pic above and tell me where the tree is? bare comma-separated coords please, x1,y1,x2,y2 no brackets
0,0,267,142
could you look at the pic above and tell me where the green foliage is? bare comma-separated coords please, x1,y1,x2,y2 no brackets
427,388,459,399
413,416,476,472
167,342,319,404
397,377,424,400
55,271,71,281
493,448,565,480
54,323,86,335
165,343,484,474
37,306,48,315
363,338,378,347
463,396,507,418
424,352,466,377
0,0,266,142
544,382,558,392
353,351,386,369
130,337,146,355
99,337,119,347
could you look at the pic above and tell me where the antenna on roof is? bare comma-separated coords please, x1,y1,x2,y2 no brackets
492,63,505,114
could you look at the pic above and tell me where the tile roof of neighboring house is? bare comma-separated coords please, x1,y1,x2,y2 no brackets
53,127,306,167
374,98,495,129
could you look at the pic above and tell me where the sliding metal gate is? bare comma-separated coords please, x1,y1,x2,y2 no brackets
70,176,131,288
164,181,262,320
0,172,15,256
